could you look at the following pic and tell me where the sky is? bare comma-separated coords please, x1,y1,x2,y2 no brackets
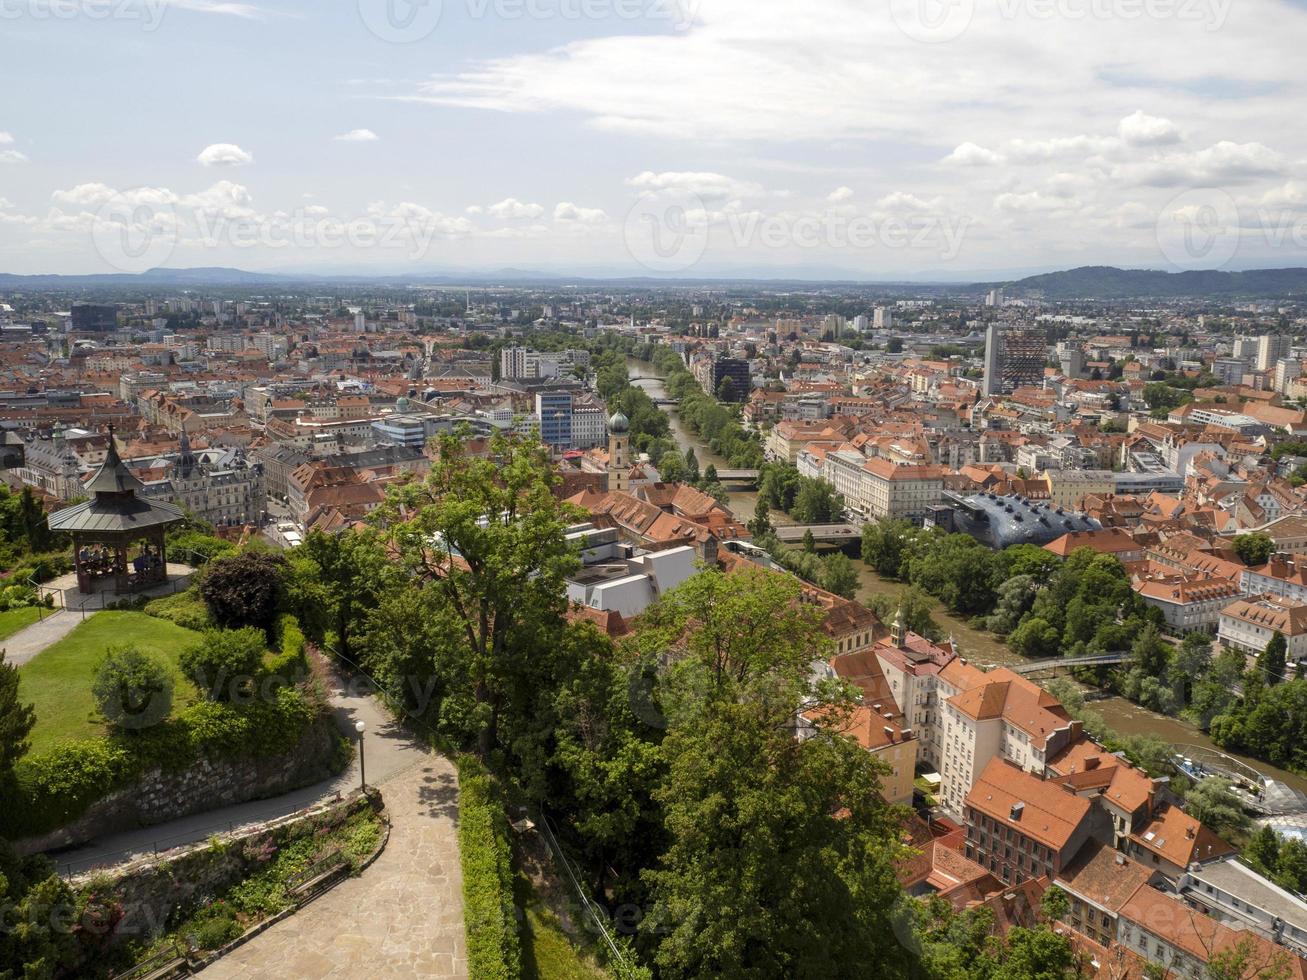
2,0,1307,279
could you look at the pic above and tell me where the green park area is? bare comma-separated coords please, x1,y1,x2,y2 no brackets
17,611,201,755
0,606,42,642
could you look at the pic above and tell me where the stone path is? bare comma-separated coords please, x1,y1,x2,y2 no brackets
4,609,87,667
200,754,467,979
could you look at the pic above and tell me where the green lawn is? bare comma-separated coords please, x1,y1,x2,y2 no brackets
0,606,42,643
18,611,202,755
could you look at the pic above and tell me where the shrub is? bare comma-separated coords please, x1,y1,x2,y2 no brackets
456,756,521,980
179,628,267,702
166,530,237,566
144,589,213,631
185,902,243,950
266,614,308,678
92,647,174,732
200,552,287,633
9,739,132,837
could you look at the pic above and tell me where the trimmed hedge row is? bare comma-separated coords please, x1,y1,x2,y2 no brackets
457,756,522,980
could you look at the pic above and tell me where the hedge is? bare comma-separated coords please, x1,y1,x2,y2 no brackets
457,756,522,980
143,588,213,632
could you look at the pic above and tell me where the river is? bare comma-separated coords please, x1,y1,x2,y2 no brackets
625,356,1307,795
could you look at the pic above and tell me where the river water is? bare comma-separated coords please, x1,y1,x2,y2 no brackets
625,357,1307,795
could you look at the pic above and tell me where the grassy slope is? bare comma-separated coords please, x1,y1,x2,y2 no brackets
0,606,42,642
18,610,202,754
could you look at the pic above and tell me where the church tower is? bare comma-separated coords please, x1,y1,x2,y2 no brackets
607,411,630,493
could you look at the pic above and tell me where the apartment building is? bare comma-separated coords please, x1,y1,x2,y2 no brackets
1218,595,1307,663
963,758,1095,885
1136,575,1245,632
860,457,947,524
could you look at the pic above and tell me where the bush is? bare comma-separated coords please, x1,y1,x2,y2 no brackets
179,628,267,702
200,552,287,633
166,530,237,565
266,614,308,678
457,756,522,980
92,647,174,732
186,902,244,950
8,739,132,837
144,589,213,631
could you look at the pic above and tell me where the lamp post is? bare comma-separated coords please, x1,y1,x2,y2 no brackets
355,719,367,791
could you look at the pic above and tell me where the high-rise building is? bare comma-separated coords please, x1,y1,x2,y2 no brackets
1256,334,1290,372
1056,341,1085,379
708,356,751,402
535,391,573,450
984,288,1004,307
70,303,118,332
852,314,869,333
1233,336,1260,361
982,324,1046,396
873,307,892,330
1275,357,1301,395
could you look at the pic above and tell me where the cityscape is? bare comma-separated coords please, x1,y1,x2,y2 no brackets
5,0,1307,979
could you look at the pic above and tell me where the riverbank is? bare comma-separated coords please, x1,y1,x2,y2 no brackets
625,355,1307,797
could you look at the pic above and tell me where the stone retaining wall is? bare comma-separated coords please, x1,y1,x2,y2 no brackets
15,717,342,857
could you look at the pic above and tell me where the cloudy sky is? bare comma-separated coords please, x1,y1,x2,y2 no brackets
3,0,1307,279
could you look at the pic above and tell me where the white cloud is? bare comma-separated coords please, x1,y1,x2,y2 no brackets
827,186,854,203
553,202,607,223
627,170,762,202
1123,141,1285,186
168,0,264,17
994,190,1079,213
334,129,379,142
943,143,1002,167
0,150,27,165
197,143,254,168
486,198,545,220
1118,110,1180,147
0,132,13,145
1003,135,1115,163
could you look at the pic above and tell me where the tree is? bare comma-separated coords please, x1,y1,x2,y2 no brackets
1258,633,1288,685
702,463,719,485
802,529,817,553
986,575,1038,636
819,552,859,600
658,449,687,483
791,477,843,524
637,568,913,979
1184,776,1250,838
1207,935,1293,980
286,529,392,659
382,430,580,758
748,497,772,538
1131,624,1170,678
868,586,943,643
92,646,174,732
200,550,288,634
1040,885,1070,922
0,650,35,777
1008,616,1060,660
715,376,736,402
1244,824,1281,877
684,447,700,483
1233,533,1275,567
179,627,267,702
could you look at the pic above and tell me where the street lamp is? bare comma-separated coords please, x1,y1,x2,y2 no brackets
355,719,367,791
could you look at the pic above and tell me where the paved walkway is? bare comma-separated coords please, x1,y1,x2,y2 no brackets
201,754,467,979
5,609,87,667
53,681,428,874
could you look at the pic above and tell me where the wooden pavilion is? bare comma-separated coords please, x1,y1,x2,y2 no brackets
47,428,185,595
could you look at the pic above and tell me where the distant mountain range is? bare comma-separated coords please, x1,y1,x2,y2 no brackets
989,265,1307,300
2,264,1307,300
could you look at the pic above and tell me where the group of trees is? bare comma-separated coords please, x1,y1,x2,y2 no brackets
648,346,765,469
758,463,844,524
1246,824,1307,895
279,429,1076,977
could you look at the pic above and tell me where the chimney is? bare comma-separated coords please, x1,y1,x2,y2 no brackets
1010,802,1025,821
